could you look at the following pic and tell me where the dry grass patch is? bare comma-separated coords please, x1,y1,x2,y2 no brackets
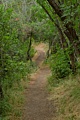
1,79,29,120
50,74,80,120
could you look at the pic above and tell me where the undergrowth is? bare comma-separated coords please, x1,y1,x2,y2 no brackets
47,48,80,120
49,74,80,120
0,61,36,120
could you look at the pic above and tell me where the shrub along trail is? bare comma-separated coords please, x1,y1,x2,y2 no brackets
22,43,56,120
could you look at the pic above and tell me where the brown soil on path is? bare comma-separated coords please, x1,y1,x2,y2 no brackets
22,43,56,120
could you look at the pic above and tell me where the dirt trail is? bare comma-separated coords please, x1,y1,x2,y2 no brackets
22,43,55,120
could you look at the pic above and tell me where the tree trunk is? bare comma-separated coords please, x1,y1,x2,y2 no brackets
55,20,68,49
47,39,53,58
47,0,80,55
69,52,76,73
40,2,77,72
0,84,4,99
26,33,32,61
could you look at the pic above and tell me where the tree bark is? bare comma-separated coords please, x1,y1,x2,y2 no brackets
0,84,4,99
47,0,80,55
26,33,32,61
55,20,68,49
40,2,77,72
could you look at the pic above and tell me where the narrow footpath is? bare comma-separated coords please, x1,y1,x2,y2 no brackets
22,43,56,120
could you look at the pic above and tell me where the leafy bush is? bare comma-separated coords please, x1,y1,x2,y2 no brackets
0,5,35,118
48,49,71,81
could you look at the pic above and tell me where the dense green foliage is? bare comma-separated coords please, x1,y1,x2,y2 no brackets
49,50,71,78
37,0,80,76
0,0,80,119
0,5,33,88
0,4,35,118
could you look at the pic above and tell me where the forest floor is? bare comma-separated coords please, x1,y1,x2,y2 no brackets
22,43,56,120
